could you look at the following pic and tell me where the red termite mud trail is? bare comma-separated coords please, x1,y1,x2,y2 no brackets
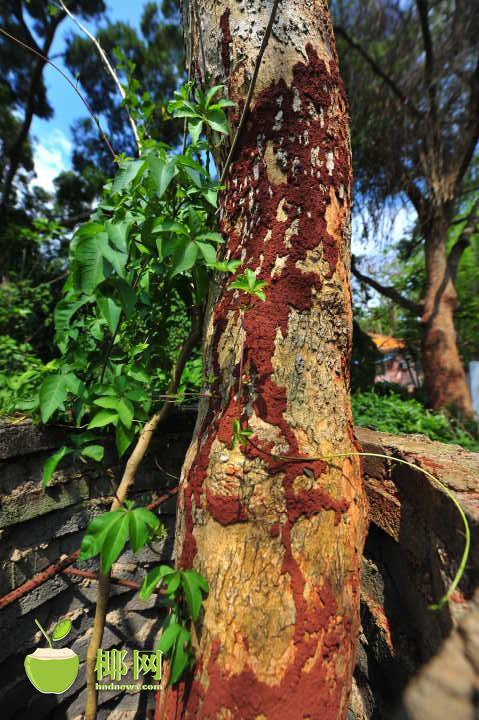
159,5,367,717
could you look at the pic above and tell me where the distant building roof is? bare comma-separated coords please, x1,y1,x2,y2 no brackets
367,332,405,353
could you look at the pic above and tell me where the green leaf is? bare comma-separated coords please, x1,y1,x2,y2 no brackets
54,297,90,339
157,622,181,654
148,154,177,198
214,98,236,109
204,84,225,108
192,265,210,303
80,444,104,462
181,569,204,621
206,108,229,134
39,374,69,423
185,569,209,594
116,279,137,317
63,372,82,395
195,241,217,265
183,165,204,188
52,618,72,641
188,118,203,144
94,396,119,410
203,187,217,207
87,409,119,429
133,506,160,530
42,446,72,490
116,422,135,456
101,242,128,278
212,260,241,273
101,511,130,572
171,241,198,277
139,565,176,600
152,220,189,235
169,627,191,685
73,231,111,293
79,510,124,562
196,232,224,244
106,219,131,254
164,572,181,596
96,293,122,334
129,507,160,552
112,159,145,194
117,397,134,428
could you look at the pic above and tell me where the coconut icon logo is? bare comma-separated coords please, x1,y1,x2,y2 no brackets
24,617,79,695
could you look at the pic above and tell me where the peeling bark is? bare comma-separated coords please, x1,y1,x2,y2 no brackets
160,2,368,718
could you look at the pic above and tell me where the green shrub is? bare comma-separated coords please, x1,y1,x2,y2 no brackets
352,391,479,451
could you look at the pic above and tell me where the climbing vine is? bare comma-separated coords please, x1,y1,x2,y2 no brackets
33,71,266,692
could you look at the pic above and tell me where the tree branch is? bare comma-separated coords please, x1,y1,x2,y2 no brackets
0,24,116,219
416,0,437,118
0,16,64,223
57,0,140,153
351,257,422,315
84,309,202,720
334,24,422,120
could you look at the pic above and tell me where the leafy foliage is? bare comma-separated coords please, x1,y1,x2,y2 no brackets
33,83,236,471
140,564,208,684
229,269,268,301
352,391,479,451
43,79,230,686
79,503,165,573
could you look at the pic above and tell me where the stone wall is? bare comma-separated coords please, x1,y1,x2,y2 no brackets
0,411,195,720
0,417,478,719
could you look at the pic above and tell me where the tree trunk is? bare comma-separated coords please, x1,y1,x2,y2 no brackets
161,2,368,717
0,15,63,231
421,214,473,417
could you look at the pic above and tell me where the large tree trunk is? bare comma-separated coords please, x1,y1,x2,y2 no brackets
161,2,368,717
421,213,473,417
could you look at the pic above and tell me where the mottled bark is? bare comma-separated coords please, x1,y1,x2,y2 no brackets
421,214,473,417
161,2,368,718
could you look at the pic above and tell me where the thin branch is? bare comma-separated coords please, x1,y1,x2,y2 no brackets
84,311,202,720
334,24,422,120
0,25,116,160
416,0,437,119
182,2,194,155
351,257,422,315
220,0,281,184
57,0,140,153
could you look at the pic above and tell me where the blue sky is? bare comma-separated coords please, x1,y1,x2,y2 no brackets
31,1,145,191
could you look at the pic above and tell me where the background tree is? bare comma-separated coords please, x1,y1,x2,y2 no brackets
0,0,105,232
61,0,184,200
163,1,367,717
333,0,479,416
